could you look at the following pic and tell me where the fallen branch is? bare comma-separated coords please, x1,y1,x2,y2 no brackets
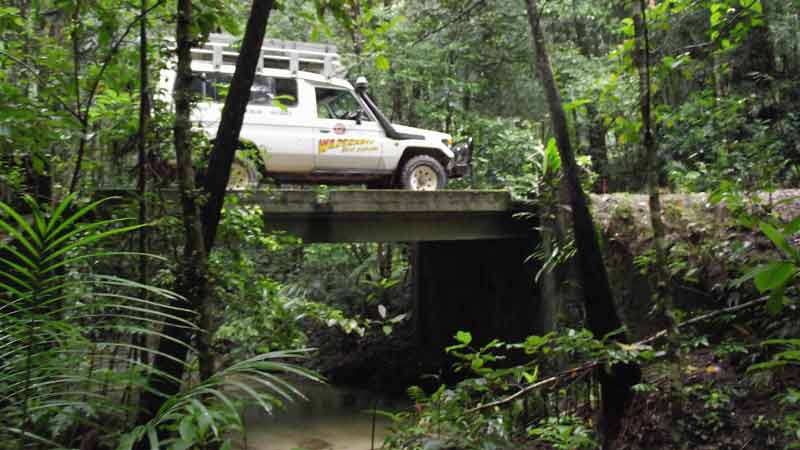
466,295,768,413
638,295,768,346
465,362,597,413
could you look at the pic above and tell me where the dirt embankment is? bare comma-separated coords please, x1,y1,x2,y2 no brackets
586,189,800,339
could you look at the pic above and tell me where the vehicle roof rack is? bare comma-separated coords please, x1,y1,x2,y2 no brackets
192,33,345,79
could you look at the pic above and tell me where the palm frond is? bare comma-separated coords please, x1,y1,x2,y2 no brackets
0,195,187,448
1,195,322,450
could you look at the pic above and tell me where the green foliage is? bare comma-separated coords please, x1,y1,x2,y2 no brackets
121,350,320,450
749,339,800,372
726,202,800,315
386,328,659,449
528,415,598,450
0,195,165,446
683,383,735,434
708,0,765,48
664,91,793,193
0,195,319,449
209,198,406,360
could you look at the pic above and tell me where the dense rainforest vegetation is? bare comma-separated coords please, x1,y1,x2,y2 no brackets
1,0,799,449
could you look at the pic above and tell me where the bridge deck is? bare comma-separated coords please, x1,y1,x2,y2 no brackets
101,189,535,242
253,190,533,242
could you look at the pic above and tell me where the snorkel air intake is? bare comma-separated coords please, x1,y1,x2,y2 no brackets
355,76,423,141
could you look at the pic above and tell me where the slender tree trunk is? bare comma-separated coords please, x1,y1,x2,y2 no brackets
633,0,681,420
389,67,404,123
171,0,210,380
138,0,209,425
732,0,775,84
444,52,454,134
571,3,609,193
137,0,150,367
350,0,365,72
201,0,275,251
408,82,421,127
585,104,609,192
68,1,88,194
524,1,640,446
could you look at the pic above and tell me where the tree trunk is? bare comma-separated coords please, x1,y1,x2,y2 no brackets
585,104,609,192
138,0,210,425
389,67,403,123
202,0,274,251
140,0,277,429
524,1,640,446
350,0,365,72
731,0,775,85
136,0,151,368
408,82,421,127
571,2,609,193
633,0,681,420
67,0,88,194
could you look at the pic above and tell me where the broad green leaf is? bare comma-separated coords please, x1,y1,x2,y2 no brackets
759,222,796,258
147,426,159,450
754,262,796,292
784,217,800,235
179,417,196,442
766,284,785,316
455,330,472,345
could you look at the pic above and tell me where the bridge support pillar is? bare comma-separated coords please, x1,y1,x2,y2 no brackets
412,237,541,357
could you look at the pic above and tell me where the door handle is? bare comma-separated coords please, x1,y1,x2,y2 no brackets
319,129,331,134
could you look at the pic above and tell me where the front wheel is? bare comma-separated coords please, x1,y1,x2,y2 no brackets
400,155,447,191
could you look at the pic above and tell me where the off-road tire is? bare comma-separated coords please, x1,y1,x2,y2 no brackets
400,155,447,191
227,159,259,190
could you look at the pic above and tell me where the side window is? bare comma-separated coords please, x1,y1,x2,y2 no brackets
189,72,297,107
189,72,232,102
274,78,298,107
315,87,372,121
251,76,298,107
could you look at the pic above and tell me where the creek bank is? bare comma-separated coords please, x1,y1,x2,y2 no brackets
589,189,800,339
305,318,445,394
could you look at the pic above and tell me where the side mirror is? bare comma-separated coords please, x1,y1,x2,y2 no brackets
355,76,369,92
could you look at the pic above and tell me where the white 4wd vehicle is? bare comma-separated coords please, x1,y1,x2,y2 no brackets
160,35,471,190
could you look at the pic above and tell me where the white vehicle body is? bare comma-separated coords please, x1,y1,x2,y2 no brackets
159,35,471,189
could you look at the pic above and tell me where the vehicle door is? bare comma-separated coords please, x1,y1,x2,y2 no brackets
312,86,386,171
190,72,313,173
241,75,313,173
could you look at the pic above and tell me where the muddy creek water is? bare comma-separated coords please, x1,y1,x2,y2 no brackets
241,382,408,450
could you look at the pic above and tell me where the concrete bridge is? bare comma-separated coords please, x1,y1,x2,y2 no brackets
246,189,542,352
107,189,542,353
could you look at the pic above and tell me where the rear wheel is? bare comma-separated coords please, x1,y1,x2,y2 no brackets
400,155,447,191
227,160,258,190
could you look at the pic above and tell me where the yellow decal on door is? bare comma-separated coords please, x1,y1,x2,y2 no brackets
319,138,379,154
